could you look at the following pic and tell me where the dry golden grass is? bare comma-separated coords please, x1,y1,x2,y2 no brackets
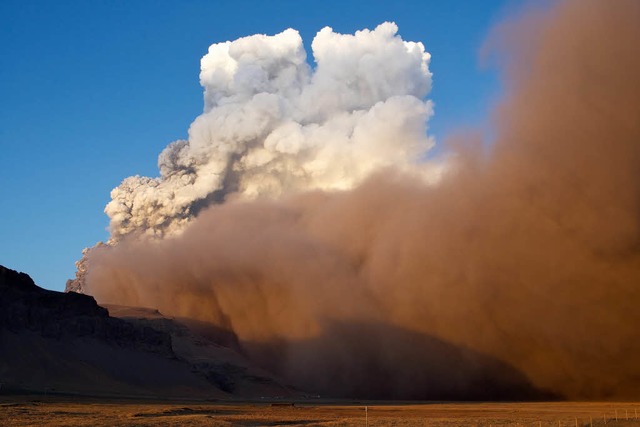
2,396,640,426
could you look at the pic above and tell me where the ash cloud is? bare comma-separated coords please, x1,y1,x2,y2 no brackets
106,23,437,241
83,1,640,399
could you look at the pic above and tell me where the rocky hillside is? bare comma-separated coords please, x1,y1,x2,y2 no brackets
0,265,294,399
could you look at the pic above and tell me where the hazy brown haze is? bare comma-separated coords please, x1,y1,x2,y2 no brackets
85,0,640,399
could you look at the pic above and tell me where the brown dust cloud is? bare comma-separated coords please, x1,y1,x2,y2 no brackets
83,0,640,400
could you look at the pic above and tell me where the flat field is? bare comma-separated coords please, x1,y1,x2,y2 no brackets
2,396,640,426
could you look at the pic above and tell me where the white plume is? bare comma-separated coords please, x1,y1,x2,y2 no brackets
105,22,435,240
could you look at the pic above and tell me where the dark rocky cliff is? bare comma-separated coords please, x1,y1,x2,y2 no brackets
0,265,293,399
1,265,172,356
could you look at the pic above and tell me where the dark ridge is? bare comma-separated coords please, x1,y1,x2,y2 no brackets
0,265,296,399
0,265,171,354
1,265,40,292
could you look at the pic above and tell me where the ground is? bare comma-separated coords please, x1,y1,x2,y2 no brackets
2,396,640,426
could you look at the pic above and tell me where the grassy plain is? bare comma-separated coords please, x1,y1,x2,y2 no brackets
2,396,640,426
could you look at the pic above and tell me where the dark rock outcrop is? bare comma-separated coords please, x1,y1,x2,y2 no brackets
0,265,293,399
1,265,172,356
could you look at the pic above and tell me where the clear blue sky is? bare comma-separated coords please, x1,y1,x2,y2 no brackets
0,0,523,291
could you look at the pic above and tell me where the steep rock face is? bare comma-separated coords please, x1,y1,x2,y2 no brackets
0,265,171,356
0,267,39,291
0,265,294,398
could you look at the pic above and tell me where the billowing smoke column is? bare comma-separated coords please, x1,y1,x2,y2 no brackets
106,22,435,241
79,1,640,400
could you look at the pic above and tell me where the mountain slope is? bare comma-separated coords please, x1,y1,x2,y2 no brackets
0,265,293,399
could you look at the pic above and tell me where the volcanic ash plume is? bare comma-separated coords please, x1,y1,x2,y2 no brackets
80,1,640,400
105,22,435,241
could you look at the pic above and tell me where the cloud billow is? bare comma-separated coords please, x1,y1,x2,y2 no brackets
79,1,640,400
106,23,435,240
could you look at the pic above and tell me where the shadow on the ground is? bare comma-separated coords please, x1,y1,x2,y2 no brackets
243,320,557,401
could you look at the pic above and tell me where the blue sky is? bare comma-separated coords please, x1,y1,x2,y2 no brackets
0,0,523,291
